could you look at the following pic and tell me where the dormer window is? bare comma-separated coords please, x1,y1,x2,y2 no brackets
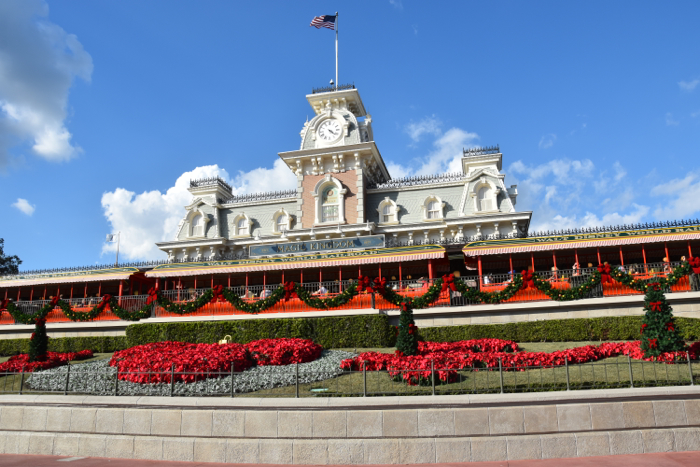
478,186,493,211
232,213,251,237
471,178,501,213
422,195,445,221
185,208,210,238
377,197,399,225
272,209,292,235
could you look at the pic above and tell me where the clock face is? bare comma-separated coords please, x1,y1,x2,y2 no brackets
318,119,342,142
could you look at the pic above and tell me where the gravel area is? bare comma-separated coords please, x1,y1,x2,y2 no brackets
27,350,355,396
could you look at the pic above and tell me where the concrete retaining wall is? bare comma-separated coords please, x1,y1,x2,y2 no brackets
2,387,700,463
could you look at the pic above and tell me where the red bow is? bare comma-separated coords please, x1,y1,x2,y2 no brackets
401,302,409,312
210,285,226,303
146,287,159,305
0,299,9,312
441,274,456,292
648,338,658,349
357,275,372,293
667,322,675,331
50,296,60,307
650,301,663,312
408,323,416,335
97,294,112,310
640,323,647,334
35,317,46,327
521,270,534,289
597,264,612,284
372,277,387,294
690,257,700,275
283,281,297,301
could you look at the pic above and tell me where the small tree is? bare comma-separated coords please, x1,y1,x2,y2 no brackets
396,302,418,356
640,282,685,358
0,239,21,275
28,318,48,362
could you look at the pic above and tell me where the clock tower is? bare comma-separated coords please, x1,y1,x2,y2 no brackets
278,86,390,229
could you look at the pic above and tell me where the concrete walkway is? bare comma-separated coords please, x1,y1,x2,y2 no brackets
1,451,700,466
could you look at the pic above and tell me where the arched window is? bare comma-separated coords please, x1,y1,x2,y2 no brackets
427,201,441,219
321,185,339,223
237,218,248,236
192,214,204,237
478,186,493,211
277,214,288,232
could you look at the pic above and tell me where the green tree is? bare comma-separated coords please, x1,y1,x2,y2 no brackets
0,239,21,275
28,318,48,362
640,282,685,358
396,302,418,356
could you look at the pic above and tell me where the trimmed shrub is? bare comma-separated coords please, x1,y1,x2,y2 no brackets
125,314,396,349
0,336,128,357
418,316,700,343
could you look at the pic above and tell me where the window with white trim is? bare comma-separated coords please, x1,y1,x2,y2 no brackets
382,204,393,223
478,186,493,211
192,214,204,236
321,186,339,223
237,218,248,236
277,214,288,232
427,201,441,219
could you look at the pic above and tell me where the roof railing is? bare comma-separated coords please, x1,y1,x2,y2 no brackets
367,172,468,190
189,176,233,192
311,83,355,94
463,145,500,157
221,189,296,205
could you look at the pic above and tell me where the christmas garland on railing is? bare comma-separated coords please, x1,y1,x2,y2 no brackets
531,270,603,301
610,261,692,292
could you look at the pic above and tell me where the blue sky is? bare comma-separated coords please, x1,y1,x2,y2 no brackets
1,0,699,271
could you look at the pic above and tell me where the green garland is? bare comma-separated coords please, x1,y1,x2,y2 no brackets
454,275,524,304
610,262,691,291
157,289,215,315
293,283,359,309
5,301,53,325
531,270,602,301
220,286,285,314
376,280,444,309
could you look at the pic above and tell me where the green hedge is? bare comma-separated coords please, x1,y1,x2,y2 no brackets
125,314,396,349
418,316,700,343
0,336,128,357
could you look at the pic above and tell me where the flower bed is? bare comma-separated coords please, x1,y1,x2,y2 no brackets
340,339,699,386
0,350,93,373
109,338,323,384
246,338,322,366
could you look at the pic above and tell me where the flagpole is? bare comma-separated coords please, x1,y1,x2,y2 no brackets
335,11,338,87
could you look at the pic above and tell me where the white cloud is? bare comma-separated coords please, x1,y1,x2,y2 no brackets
11,198,35,216
101,161,297,261
679,79,700,92
651,173,700,220
0,0,92,167
508,158,647,231
538,133,556,149
389,0,403,10
691,110,700,118
405,116,441,143
666,112,680,126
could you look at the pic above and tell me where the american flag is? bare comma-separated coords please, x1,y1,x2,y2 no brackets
310,15,336,30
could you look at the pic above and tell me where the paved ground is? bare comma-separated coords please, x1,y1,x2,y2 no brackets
1,452,700,466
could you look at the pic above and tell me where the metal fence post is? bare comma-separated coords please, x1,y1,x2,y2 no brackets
687,351,694,386
363,362,367,397
114,368,119,396
231,362,235,398
295,363,299,398
565,358,570,391
63,364,70,395
19,366,25,395
170,364,175,397
498,358,504,394
627,355,634,388
371,292,376,309
431,360,436,396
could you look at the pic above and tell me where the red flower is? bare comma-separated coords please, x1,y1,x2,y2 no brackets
0,350,92,373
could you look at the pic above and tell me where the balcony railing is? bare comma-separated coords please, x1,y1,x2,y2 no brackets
1,262,695,325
